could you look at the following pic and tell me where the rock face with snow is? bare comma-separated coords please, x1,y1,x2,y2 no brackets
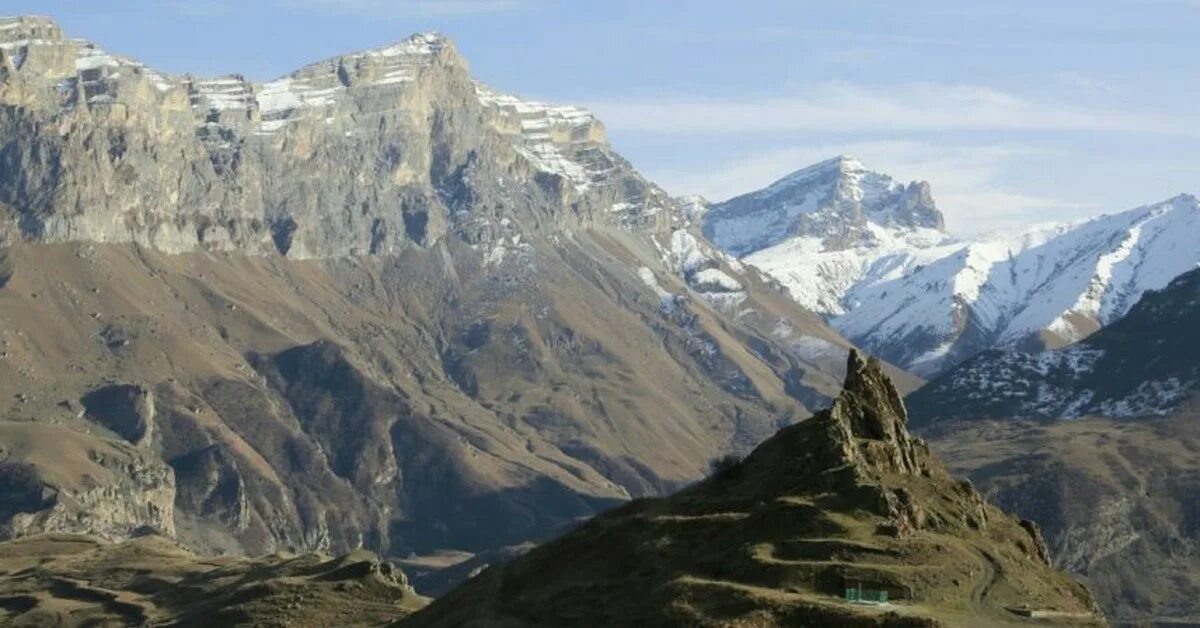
704,155,943,256
908,266,1200,423
0,16,670,257
704,155,1200,376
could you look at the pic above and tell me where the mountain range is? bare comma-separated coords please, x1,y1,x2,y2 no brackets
702,155,1200,376
2,13,1199,627
0,14,897,578
909,266,1200,423
405,352,1106,627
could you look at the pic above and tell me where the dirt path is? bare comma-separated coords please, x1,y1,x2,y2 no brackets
970,549,1000,608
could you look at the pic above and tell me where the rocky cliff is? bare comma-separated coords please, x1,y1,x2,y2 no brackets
0,15,669,256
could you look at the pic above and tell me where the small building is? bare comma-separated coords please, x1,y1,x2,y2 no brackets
843,579,889,604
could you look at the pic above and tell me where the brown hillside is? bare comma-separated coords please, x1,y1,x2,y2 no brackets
403,351,1103,627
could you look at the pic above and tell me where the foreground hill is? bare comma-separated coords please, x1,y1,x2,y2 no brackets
403,351,1103,627
0,533,426,626
702,156,1200,376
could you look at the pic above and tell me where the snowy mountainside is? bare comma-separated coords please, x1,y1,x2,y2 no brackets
834,194,1200,375
908,266,1200,423
702,154,1200,376
703,155,943,256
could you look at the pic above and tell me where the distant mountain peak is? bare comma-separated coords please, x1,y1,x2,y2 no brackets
703,156,945,257
0,14,62,33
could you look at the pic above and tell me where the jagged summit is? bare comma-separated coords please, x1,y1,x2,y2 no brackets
0,15,676,256
405,350,1103,627
830,350,923,473
703,155,945,257
0,14,64,39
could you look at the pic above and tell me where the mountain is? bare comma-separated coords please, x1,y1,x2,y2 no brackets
0,533,428,626
403,351,1103,628
906,269,1200,622
0,15,902,586
703,156,1200,376
926,414,1200,625
703,155,945,257
908,266,1200,424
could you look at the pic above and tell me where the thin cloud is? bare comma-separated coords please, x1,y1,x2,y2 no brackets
275,0,525,16
1052,71,1120,95
170,0,526,17
163,1,236,16
584,82,1197,137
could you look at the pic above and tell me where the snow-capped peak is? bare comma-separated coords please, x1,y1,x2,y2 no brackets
758,154,862,194
365,31,448,57
702,155,944,257
703,156,1200,376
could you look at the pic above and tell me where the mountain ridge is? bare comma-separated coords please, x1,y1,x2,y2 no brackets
704,154,945,257
908,265,1200,424
702,156,1200,375
0,15,671,258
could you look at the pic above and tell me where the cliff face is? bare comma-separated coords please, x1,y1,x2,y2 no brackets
0,422,175,542
0,16,668,257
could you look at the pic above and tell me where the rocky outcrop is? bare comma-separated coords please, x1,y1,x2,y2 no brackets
0,422,174,542
404,351,1103,627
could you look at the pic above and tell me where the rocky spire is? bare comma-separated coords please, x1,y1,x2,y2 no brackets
810,349,927,477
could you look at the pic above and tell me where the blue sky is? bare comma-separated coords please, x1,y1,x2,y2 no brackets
10,0,1199,233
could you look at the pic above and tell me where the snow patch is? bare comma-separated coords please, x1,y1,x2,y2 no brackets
638,267,679,311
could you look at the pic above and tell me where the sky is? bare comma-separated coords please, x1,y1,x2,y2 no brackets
8,0,1199,234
